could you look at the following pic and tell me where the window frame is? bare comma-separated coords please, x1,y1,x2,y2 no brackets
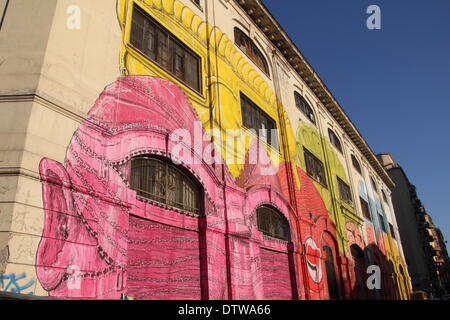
240,93,278,149
234,27,270,77
256,205,290,241
303,148,327,187
351,155,362,175
389,223,396,239
337,176,353,207
378,212,388,233
328,129,343,154
381,190,388,203
370,177,378,193
323,245,340,300
129,5,202,93
129,156,202,215
294,92,316,125
359,197,372,221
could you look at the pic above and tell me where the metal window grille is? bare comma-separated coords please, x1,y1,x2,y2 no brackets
256,206,289,241
234,28,270,76
130,157,201,215
294,92,316,125
130,5,201,92
304,148,327,187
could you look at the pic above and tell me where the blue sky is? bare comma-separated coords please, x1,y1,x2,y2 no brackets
262,0,450,242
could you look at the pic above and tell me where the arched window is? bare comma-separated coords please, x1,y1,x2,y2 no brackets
323,245,340,300
130,156,201,215
370,177,378,193
328,129,343,154
234,28,270,76
351,155,362,175
294,92,316,125
382,190,388,203
256,206,289,241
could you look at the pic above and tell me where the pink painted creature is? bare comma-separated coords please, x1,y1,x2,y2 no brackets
36,75,342,300
36,76,230,299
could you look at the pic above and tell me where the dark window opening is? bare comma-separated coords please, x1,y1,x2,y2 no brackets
294,92,316,125
389,223,396,239
234,28,270,76
304,148,327,186
257,206,289,241
130,5,201,92
328,129,343,154
337,177,353,206
360,197,371,220
379,213,388,233
351,155,362,175
241,94,278,149
130,157,201,215
323,245,340,300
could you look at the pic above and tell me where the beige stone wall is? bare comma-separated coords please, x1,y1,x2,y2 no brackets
0,0,121,295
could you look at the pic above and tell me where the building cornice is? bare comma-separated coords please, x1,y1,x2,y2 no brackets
235,0,395,189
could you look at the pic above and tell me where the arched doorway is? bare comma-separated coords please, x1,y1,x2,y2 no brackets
126,155,207,300
323,245,340,300
350,244,367,300
256,205,298,300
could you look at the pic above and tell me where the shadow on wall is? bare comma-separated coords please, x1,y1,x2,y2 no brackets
349,243,409,300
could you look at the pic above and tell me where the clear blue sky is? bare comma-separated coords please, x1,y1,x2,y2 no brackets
262,0,450,242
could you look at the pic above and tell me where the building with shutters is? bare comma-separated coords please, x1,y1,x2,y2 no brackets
0,0,411,299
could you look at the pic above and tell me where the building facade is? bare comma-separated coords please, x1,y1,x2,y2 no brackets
0,0,411,299
378,154,450,298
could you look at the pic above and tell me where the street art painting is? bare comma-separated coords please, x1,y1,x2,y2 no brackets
29,0,412,300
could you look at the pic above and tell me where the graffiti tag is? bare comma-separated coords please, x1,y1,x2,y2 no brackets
0,273,35,295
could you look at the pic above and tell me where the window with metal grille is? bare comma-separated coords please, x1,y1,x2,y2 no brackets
241,94,278,149
351,155,362,175
130,5,201,92
294,92,316,125
360,197,371,220
328,129,343,154
130,157,201,215
234,28,270,76
323,246,340,300
304,148,327,186
337,177,353,206
256,206,289,241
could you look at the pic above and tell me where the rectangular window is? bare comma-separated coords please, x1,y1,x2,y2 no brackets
379,213,387,233
304,148,327,186
389,223,396,239
241,94,278,149
360,197,371,220
337,177,353,206
130,5,201,92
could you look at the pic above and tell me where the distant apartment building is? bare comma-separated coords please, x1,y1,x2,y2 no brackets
0,0,412,300
378,153,450,298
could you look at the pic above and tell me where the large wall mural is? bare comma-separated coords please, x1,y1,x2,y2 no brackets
3,0,410,300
